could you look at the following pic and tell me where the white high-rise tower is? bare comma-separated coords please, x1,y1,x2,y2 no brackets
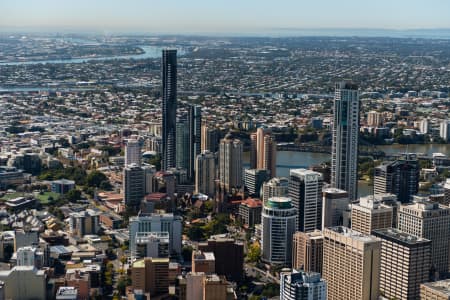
331,82,360,201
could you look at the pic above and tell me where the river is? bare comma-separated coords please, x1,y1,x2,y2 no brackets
0,45,186,66
244,143,450,197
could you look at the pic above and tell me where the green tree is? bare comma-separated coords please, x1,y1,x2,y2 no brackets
246,242,261,263
64,189,82,203
86,171,109,188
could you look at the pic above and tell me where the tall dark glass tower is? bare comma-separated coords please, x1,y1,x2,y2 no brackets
188,105,202,181
162,49,177,171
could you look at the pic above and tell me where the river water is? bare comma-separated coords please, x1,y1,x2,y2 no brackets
244,144,450,197
0,45,186,66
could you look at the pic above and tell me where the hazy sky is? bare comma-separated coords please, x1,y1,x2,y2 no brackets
1,0,450,34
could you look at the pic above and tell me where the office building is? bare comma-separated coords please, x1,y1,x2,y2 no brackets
142,165,156,195
176,116,190,171
289,169,323,232
244,168,269,197
331,82,360,201
123,163,145,208
323,226,381,300
280,270,327,300
420,118,430,134
374,154,420,203
0,266,46,300
261,197,297,266
351,195,393,235
238,198,262,228
132,232,169,259
440,120,450,141
198,237,244,282
201,125,218,153
195,150,216,197
367,110,383,127
129,213,182,259
192,251,215,274
398,201,450,278
202,274,232,300
322,188,349,229
218,134,243,192
55,287,78,300
249,128,276,177
250,132,257,169
373,228,431,300
421,279,450,300
292,230,323,273
69,209,100,238
131,257,169,296
261,177,289,203
125,139,142,167
51,179,75,195
188,105,202,182
161,49,177,171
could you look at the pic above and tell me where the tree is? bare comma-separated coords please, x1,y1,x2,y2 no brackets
246,242,261,263
64,189,82,203
182,245,193,262
86,171,109,188
187,225,205,241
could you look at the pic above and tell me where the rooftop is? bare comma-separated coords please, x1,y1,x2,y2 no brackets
265,197,293,209
422,279,450,296
373,228,430,246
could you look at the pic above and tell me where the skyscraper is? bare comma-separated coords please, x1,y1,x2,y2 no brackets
261,197,297,266
188,105,202,182
351,195,393,235
201,124,218,153
280,270,327,300
292,230,324,273
251,128,277,178
129,212,182,258
322,188,349,229
195,150,216,197
289,169,323,232
372,228,431,300
397,201,450,278
244,168,269,197
261,177,289,203
123,163,145,209
331,82,360,201
218,134,243,193
161,49,177,171
125,139,142,167
176,116,190,170
374,154,419,203
323,226,381,300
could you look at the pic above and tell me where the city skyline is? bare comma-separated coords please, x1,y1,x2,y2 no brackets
2,0,450,35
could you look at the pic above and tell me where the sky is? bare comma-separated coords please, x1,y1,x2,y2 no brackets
1,0,450,34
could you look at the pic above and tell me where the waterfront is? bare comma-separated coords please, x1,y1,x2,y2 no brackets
0,45,186,66
245,143,450,197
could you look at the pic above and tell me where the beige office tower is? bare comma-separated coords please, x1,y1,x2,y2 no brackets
367,110,383,127
292,230,323,273
421,279,450,300
373,228,431,300
323,226,381,300
249,133,257,169
397,201,450,278
131,257,169,296
351,195,393,235
218,134,243,192
201,125,218,153
250,128,276,178
322,188,349,229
